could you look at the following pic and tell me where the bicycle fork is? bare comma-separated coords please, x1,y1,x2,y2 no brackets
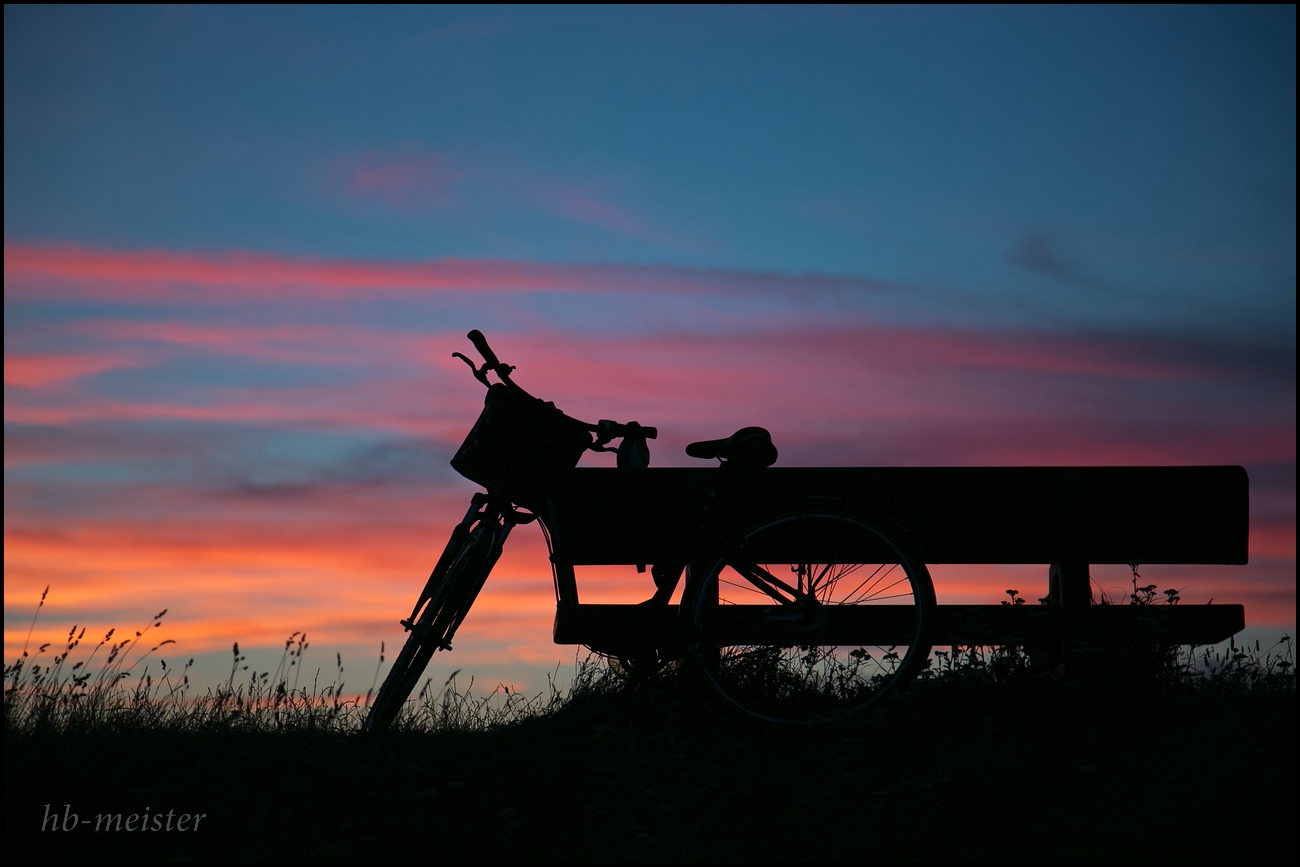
402,493,491,631
401,493,536,643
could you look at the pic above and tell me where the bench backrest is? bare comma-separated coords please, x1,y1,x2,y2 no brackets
547,466,1248,567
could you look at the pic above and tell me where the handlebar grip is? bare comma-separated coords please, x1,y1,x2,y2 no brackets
595,420,657,440
466,330,500,368
623,421,657,440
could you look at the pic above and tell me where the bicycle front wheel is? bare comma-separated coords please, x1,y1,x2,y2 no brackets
364,520,499,732
685,506,935,724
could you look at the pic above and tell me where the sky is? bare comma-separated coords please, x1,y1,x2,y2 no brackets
5,6,1295,694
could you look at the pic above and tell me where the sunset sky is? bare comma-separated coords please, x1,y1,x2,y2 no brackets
5,6,1295,693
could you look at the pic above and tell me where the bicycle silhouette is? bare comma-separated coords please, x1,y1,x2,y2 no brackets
364,331,1248,730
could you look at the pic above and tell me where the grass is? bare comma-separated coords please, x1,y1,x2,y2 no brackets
4,588,1295,863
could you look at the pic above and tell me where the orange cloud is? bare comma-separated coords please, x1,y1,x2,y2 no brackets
7,504,1293,665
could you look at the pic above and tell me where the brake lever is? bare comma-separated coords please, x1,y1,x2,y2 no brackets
454,352,516,388
586,419,657,460
453,352,492,387
587,419,618,452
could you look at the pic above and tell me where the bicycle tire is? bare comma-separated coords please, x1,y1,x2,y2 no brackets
363,520,499,731
685,504,935,724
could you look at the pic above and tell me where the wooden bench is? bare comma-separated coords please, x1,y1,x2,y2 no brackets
548,466,1247,651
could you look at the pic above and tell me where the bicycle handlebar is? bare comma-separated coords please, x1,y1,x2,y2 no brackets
595,419,657,441
466,330,500,368
457,330,656,451
455,330,515,387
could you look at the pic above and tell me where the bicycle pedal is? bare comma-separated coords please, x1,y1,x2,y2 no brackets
400,619,414,631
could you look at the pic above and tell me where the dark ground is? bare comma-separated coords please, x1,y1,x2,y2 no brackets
5,670,1295,863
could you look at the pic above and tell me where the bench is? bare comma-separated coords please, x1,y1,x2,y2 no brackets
548,466,1248,651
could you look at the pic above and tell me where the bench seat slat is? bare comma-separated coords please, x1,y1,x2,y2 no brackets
553,603,1246,651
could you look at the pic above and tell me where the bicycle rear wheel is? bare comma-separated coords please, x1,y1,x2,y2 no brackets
364,519,499,732
685,506,935,724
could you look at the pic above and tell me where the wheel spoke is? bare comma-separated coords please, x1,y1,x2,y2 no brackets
836,562,891,604
845,571,910,605
719,575,766,600
819,560,869,600
838,590,915,603
691,509,933,724
837,566,909,608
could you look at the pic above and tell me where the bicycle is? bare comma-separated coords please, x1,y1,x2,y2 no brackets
363,330,937,729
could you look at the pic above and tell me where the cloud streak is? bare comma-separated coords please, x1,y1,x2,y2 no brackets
322,144,701,249
3,242,897,303
6,322,1294,452
27,316,1296,388
344,151,460,208
4,352,149,388
5,243,1293,679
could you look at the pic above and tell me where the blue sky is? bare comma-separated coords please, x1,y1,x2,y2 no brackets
8,6,1295,330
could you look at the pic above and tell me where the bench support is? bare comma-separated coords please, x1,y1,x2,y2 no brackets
1049,562,1092,606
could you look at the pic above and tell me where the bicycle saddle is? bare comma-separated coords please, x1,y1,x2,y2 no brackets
685,426,778,468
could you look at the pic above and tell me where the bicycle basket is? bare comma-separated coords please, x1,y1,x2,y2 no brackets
451,383,592,495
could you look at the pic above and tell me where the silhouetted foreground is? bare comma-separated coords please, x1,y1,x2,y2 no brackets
367,331,1252,730
5,641,1294,863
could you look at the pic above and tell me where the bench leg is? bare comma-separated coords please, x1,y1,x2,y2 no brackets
1048,562,1092,607
1047,562,1098,679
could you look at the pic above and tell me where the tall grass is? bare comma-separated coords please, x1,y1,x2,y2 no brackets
922,632,1295,692
3,591,629,736
917,585,1296,691
5,584,1293,737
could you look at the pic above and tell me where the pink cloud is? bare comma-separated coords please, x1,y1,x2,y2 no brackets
4,353,147,388
3,241,885,302
344,151,459,208
546,187,689,247
320,142,693,250
64,319,444,367
2,392,472,441
6,323,1293,465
